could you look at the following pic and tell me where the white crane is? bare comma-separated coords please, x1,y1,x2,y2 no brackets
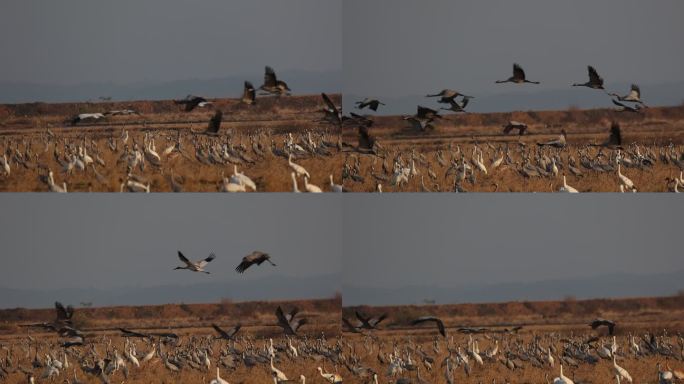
141,344,156,363
559,175,579,193
468,336,483,365
410,159,419,177
209,367,230,384
550,158,559,177
125,346,140,368
317,367,343,383
287,337,298,357
173,251,216,273
1,154,9,176
47,170,68,193
303,176,322,193
291,172,300,193
617,159,636,192
230,165,256,191
628,334,640,355
474,150,487,175
553,365,574,384
391,168,409,186
288,154,310,178
329,174,343,192
71,113,105,125
613,355,632,383
221,177,246,193
491,152,504,170
270,357,288,382
72,155,85,172
80,146,93,165
485,340,499,359
145,141,161,165
203,350,211,371
609,84,645,105
546,348,555,367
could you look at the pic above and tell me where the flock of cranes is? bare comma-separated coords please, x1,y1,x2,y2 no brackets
336,312,684,384
0,248,338,384
352,64,646,120
0,64,346,192
3,60,682,192
12,299,684,384
7,297,684,384
343,64,674,192
340,120,684,192
338,63,684,192
0,109,343,193
173,250,277,275
2,301,345,384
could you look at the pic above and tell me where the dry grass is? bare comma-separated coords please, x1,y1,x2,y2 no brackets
342,105,684,192
340,296,684,383
0,299,340,383
0,298,341,337
0,336,335,384
0,95,342,192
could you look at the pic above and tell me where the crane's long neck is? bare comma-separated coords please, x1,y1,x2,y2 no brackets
292,174,298,192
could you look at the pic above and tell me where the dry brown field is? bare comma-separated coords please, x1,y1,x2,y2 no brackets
340,296,684,383
341,106,684,192
0,94,341,192
0,298,341,383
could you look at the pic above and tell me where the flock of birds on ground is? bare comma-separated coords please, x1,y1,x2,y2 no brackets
0,301,338,384
0,66,345,192
0,125,343,192
338,312,684,384
339,123,684,192
3,301,684,384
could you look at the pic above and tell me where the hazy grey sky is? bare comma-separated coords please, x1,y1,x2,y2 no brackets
343,195,682,290
0,0,341,85
0,195,341,291
343,0,684,112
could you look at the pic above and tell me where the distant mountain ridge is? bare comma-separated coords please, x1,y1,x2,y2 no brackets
343,271,684,306
0,273,341,309
0,69,342,104
344,81,684,115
